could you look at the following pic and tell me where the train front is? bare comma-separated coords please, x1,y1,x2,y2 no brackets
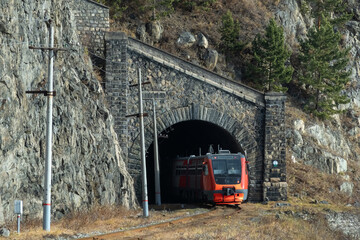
204,151,249,205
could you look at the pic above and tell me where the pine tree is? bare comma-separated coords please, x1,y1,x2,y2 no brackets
298,16,351,119
220,11,243,53
302,0,352,28
248,19,293,92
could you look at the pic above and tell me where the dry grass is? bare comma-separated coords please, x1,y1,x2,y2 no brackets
138,203,348,240
3,204,210,239
3,202,355,239
287,158,352,205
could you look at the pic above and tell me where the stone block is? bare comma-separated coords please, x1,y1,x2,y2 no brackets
263,182,271,187
270,177,281,183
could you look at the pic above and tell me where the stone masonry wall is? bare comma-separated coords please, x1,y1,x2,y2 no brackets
263,92,287,201
113,37,267,202
72,0,109,60
105,32,129,159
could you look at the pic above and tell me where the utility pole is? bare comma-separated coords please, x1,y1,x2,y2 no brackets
43,21,54,232
138,68,149,217
26,20,67,231
143,91,165,206
129,74,165,211
127,69,151,217
152,98,161,206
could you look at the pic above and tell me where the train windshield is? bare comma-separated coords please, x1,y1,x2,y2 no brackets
212,155,241,184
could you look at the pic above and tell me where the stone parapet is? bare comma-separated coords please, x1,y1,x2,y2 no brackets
128,38,265,107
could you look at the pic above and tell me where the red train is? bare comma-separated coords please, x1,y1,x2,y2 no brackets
172,150,249,205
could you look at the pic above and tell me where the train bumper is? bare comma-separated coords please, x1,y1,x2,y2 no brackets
213,193,243,204
205,189,248,204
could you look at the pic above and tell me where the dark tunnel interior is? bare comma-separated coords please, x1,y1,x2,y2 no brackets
145,120,244,204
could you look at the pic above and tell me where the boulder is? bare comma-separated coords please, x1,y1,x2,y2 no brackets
293,119,305,133
136,21,163,43
136,24,147,42
0,228,10,237
197,32,208,49
340,182,354,196
335,157,347,173
147,20,163,42
176,31,196,48
204,49,218,71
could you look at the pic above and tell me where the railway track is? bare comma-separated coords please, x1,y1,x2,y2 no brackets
78,205,241,240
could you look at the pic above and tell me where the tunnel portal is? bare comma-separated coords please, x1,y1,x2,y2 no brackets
145,120,243,204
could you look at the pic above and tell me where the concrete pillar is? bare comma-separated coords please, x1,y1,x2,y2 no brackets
105,32,129,161
263,92,287,201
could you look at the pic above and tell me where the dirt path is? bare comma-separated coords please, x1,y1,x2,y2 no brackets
79,206,240,240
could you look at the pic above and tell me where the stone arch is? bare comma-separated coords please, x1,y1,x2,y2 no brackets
128,104,263,201
129,104,260,162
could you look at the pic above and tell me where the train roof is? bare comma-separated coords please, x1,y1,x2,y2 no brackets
175,151,245,161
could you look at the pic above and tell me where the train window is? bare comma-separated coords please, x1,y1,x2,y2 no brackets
212,156,241,184
212,160,226,175
227,160,241,175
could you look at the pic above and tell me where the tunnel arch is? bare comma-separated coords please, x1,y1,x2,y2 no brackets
128,104,263,203
105,34,288,203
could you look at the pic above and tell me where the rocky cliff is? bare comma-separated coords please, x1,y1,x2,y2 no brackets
0,0,136,224
275,0,360,201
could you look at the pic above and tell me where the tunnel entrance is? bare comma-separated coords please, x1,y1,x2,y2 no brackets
145,120,243,204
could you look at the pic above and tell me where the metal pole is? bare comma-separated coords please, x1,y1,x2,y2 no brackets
138,68,149,217
43,22,54,231
17,214,20,233
153,99,161,206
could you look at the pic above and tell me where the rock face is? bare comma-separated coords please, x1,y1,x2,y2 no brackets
0,0,136,224
275,0,309,46
288,121,352,174
276,0,360,182
327,211,360,239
